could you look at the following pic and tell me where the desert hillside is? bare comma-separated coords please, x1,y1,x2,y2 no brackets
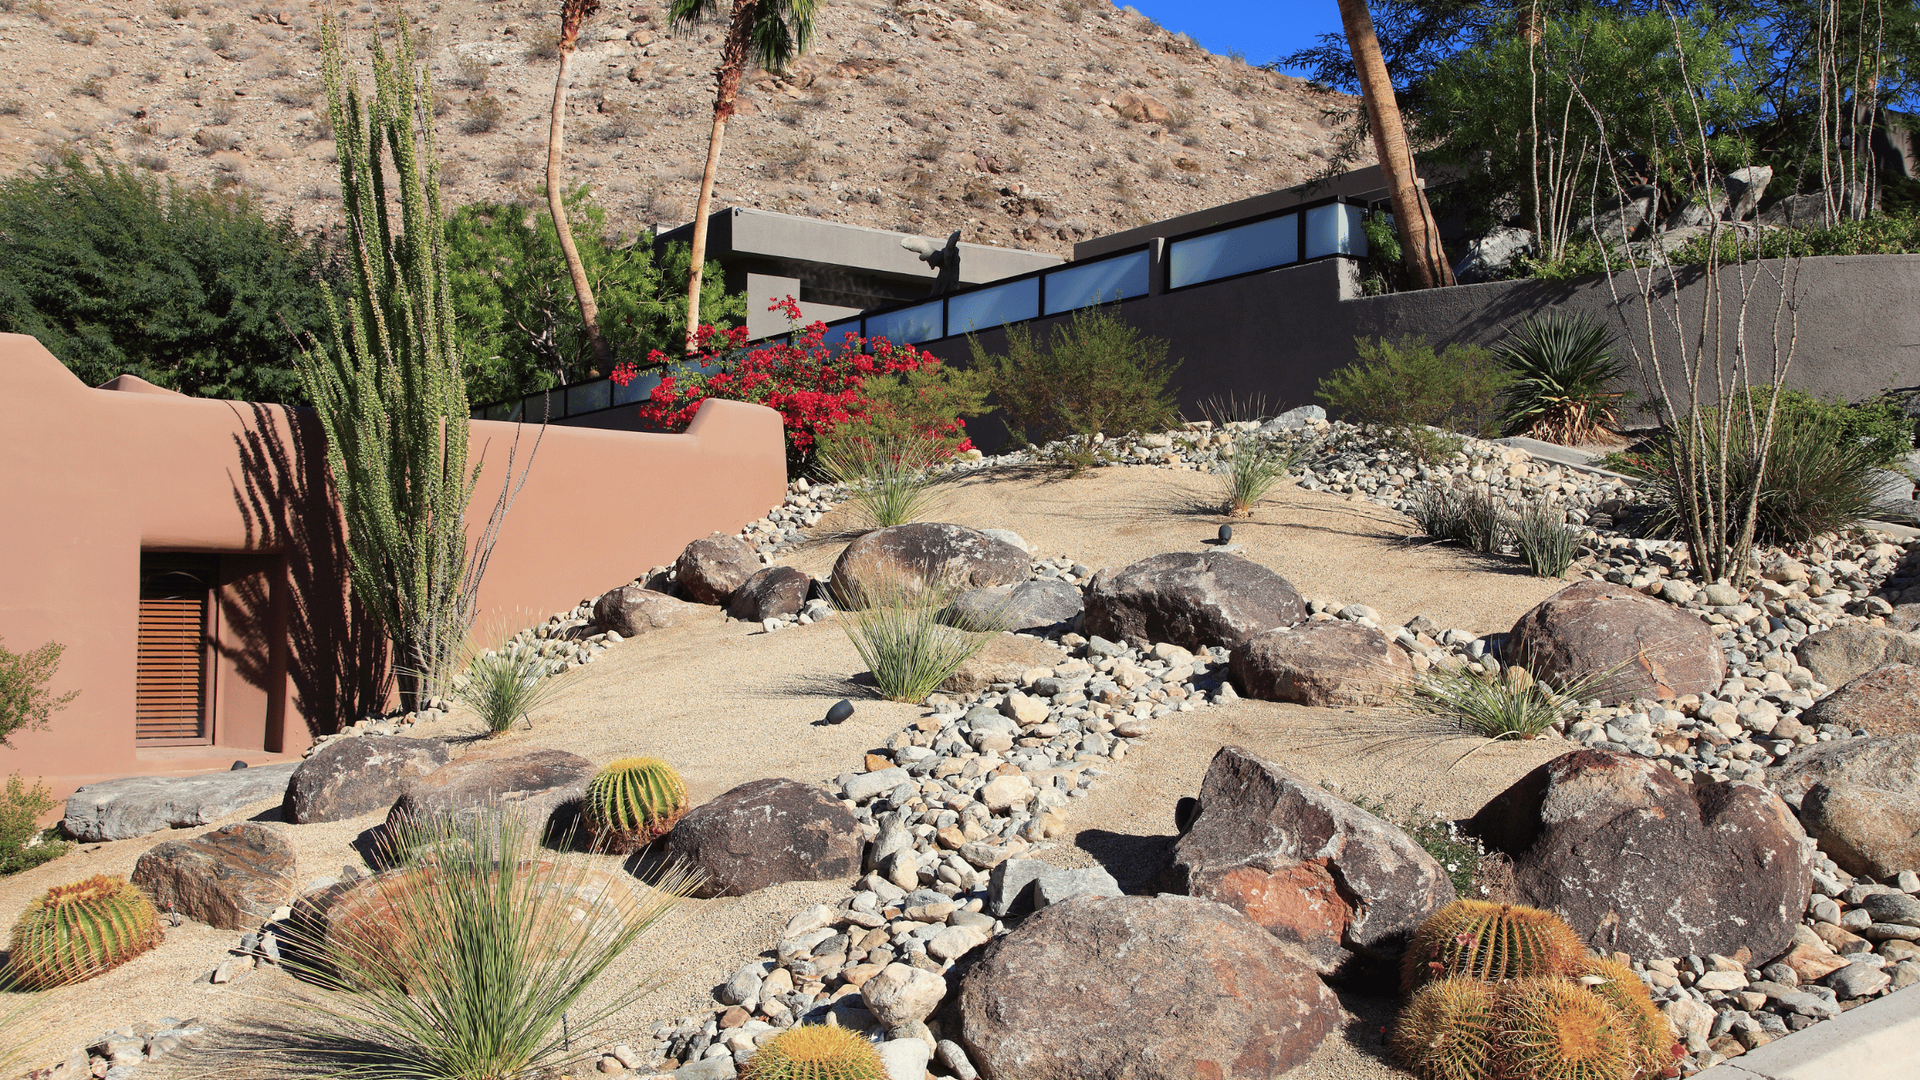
0,0,1367,253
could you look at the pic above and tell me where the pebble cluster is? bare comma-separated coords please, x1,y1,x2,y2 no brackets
45,1018,208,1080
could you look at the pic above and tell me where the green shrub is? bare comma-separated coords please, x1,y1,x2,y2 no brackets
1613,387,1909,547
1523,211,1920,282
0,637,77,749
1405,664,1607,744
1492,312,1627,444
968,302,1182,448
1317,336,1508,450
292,808,695,1080
446,192,743,404
0,775,70,877
1217,434,1303,516
1412,486,1511,555
0,155,341,403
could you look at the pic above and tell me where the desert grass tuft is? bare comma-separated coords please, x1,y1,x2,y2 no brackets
444,637,564,735
835,578,1006,702
1513,498,1583,578
816,432,950,529
1404,663,1611,745
1217,434,1302,516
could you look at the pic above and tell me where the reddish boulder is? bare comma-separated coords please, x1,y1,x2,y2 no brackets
283,735,452,824
727,565,812,622
1172,746,1454,969
663,778,864,898
957,894,1338,1080
829,522,1028,605
1508,580,1725,704
131,822,297,930
593,585,696,637
1231,622,1414,707
1801,663,1920,737
1469,750,1812,960
674,532,760,605
1084,552,1303,651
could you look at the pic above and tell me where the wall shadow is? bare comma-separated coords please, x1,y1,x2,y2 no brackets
225,402,389,742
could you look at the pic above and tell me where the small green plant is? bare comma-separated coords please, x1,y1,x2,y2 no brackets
1317,336,1508,444
289,808,696,1080
1412,486,1511,555
816,431,950,529
1401,899,1587,995
1345,793,1487,899
206,22,239,54
1404,664,1609,745
1217,434,1302,516
969,302,1182,449
460,94,506,134
0,637,77,748
582,757,689,853
836,579,1007,703
742,1023,886,1079
448,640,563,735
1492,312,1627,445
1,774,71,876
1513,498,1582,578
5,875,162,989
1393,976,1498,1080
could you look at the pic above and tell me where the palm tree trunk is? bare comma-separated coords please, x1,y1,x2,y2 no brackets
548,44,611,372
685,0,760,351
1337,0,1455,289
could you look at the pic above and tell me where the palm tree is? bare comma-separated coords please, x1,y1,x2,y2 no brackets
1336,0,1455,289
548,0,611,370
670,0,818,349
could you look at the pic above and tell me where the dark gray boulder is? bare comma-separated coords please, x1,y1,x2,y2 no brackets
674,532,760,605
283,736,452,824
943,579,1083,633
1469,749,1811,960
63,762,301,842
830,523,1028,605
1172,745,1454,969
663,778,864,898
727,565,812,622
1083,552,1303,651
384,745,595,840
956,894,1338,1080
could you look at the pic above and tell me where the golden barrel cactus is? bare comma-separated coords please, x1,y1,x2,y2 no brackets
6,875,162,988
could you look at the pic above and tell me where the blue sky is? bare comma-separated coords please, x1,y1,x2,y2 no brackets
1124,0,1348,75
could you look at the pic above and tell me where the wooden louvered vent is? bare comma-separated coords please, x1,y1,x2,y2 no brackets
136,556,216,744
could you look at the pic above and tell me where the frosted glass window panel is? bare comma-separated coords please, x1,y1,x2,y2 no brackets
822,319,863,351
865,301,945,345
1305,202,1368,258
1168,214,1298,289
1043,250,1150,314
568,380,611,415
947,277,1041,333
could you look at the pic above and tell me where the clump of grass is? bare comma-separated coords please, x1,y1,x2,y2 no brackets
1217,434,1302,516
288,809,697,1080
1412,485,1511,554
460,94,505,135
817,432,949,529
447,640,564,735
836,579,1006,702
1405,663,1612,746
1513,498,1582,577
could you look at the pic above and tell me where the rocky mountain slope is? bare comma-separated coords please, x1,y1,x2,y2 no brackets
0,0,1367,254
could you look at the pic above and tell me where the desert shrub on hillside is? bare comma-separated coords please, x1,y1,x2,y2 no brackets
968,302,1182,449
1317,335,1508,457
0,154,340,403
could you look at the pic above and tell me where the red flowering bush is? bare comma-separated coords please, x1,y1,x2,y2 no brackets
611,297,976,472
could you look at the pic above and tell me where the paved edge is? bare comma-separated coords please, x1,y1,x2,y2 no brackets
1691,984,1920,1080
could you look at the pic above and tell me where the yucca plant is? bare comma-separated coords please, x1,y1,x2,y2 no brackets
288,807,698,1080
1514,498,1583,578
816,430,950,529
582,757,689,853
1412,485,1511,555
1494,312,1627,445
1217,434,1303,516
836,577,1007,703
5,874,161,989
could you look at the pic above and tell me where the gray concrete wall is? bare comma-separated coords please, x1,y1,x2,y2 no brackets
918,252,1920,449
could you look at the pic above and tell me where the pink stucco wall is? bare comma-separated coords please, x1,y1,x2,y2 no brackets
0,333,786,801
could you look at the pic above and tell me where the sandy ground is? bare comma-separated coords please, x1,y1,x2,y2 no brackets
1,465,1577,1078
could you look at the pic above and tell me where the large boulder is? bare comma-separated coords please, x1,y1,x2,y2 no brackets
1800,781,1920,880
674,532,760,605
384,745,595,840
829,523,1028,605
130,822,297,930
938,633,1067,695
662,778,864,898
727,565,811,622
283,736,452,825
62,762,301,843
956,894,1338,1080
1083,552,1303,651
1723,165,1773,221
1172,746,1454,969
593,585,696,637
1770,734,1920,804
1508,580,1725,704
943,579,1083,634
1468,750,1812,960
1231,622,1415,707
1794,625,1920,691
1801,663,1920,736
